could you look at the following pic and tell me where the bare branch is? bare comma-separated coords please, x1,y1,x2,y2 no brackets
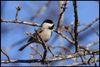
91,26,99,37
73,1,79,52
55,30,75,44
67,58,99,66
35,30,48,64
78,17,99,33
1,59,42,63
15,6,21,20
1,19,40,26
86,40,99,48
1,48,10,62
30,46,43,58
56,1,68,33
1,50,99,63
48,45,73,54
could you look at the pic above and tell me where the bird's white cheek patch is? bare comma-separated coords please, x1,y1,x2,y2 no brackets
43,23,53,28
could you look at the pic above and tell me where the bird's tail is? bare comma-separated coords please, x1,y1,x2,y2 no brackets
19,41,32,51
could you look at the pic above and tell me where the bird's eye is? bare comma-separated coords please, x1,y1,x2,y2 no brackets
49,24,54,30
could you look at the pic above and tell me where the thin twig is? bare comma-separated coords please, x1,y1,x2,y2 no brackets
1,48,10,62
47,46,55,57
48,45,73,54
30,46,43,58
91,26,99,37
86,40,99,48
78,17,99,33
64,25,75,40
15,6,21,20
55,30,75,44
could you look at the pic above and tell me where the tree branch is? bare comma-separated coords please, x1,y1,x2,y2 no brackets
15,6,21,20
30,45,43,58
78,17,99,33
67,58,99,66
1,19,40,26
1,50,99,63
56,1,68,33
35,30,48,64
73,1,79,52
1,48,10,62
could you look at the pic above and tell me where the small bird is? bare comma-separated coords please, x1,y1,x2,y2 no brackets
19,19,54,51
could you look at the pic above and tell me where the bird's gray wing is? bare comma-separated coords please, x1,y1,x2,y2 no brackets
28,28,44,42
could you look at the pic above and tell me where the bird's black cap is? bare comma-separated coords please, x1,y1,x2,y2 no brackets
43,19,53,24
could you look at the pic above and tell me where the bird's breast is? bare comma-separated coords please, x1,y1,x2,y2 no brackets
39,29,52,42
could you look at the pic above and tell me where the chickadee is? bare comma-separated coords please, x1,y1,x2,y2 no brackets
19,19,54,51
